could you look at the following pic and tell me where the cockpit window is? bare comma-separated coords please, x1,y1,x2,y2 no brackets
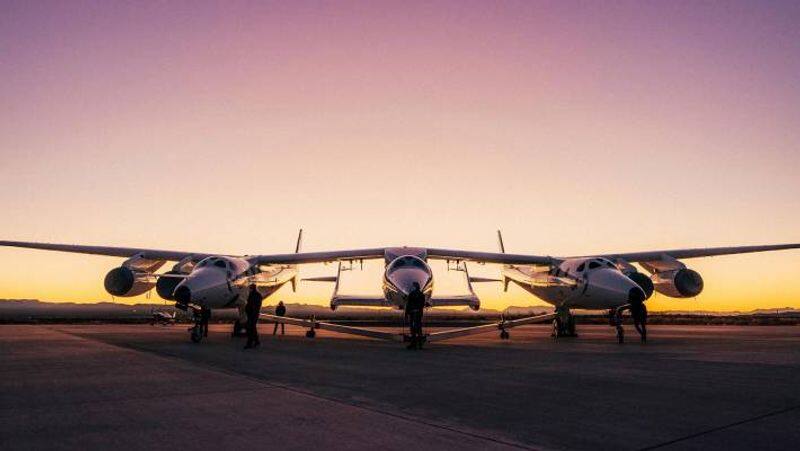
388,256,430,273
588,261,601,269
214,260,227,268
577,263,585,272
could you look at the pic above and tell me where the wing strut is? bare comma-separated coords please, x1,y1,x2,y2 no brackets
259,311,558,344
426,312,557,342
259,313,404,341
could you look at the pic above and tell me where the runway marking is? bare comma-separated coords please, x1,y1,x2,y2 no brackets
639,404,800,450
56,327,538,451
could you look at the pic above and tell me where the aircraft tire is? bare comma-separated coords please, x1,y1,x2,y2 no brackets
190,327,203,343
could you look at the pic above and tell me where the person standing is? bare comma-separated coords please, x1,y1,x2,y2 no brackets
273,301,286,335
405,282,426,350
630,301,648,343
199,308,211,337
244,284,263,349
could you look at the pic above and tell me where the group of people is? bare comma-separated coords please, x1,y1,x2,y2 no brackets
203,282,646,348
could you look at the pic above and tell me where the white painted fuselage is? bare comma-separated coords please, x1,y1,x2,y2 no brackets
504,257,645,310
172,256,296,310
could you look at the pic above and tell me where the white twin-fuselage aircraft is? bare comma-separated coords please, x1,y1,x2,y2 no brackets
1,231,798,345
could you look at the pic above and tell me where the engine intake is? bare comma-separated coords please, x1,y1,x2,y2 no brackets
651,268,703,298
155,271,182,300
104,267,156,297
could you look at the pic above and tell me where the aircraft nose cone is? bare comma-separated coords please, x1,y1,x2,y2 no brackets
590,268,643,302
174,286,191,304
396,272,431,297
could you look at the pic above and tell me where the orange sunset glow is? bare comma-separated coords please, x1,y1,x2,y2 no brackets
1,1,799,312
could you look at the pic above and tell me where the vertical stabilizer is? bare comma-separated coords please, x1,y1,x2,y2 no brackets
295,228,303,253
497,230,510,291
290,228,303,292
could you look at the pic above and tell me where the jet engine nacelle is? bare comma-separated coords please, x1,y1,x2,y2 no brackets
626,271,655,300
155,271,182,300
104,267,157,297
651,268,704,298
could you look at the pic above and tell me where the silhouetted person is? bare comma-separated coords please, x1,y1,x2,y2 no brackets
630,301,647,343
405,282,426,349
244,284,263,349
273,301,286,335
200,308,211,337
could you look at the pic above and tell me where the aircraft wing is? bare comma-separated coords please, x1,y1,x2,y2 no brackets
589,243,800,263
254,248,387,265
425,248,554,265
0,240,205,261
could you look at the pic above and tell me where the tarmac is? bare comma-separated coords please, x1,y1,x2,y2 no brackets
1,324,799,451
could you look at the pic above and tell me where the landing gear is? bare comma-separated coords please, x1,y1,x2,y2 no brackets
231,320,247,337
190,325,203,343
189,309,204,343
500,329,510,340
551,308,577,338
305,316,317,338
611,305,628,344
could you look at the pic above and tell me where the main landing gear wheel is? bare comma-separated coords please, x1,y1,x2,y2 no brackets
305,329,316,338
231,320,246,337
500,330,510,340
616,325,625,344
190,326,203,343
552,312,578,338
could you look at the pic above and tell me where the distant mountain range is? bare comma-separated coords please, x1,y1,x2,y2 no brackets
1,299,798,320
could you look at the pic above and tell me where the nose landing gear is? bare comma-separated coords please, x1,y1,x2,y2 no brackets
189,310,203,343
610,305,629,343
188,307,211,343
190,324,203,343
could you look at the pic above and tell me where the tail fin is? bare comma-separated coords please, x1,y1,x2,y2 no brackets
290,228,303,292
497,230,510,291
294,229,303,253
497,230,506,253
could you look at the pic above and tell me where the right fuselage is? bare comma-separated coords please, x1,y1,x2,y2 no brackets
504,257,645,310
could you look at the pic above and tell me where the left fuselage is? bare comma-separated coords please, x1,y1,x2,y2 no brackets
172,256,296,310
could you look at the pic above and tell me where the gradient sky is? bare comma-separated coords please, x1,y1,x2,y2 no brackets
1,1,799,311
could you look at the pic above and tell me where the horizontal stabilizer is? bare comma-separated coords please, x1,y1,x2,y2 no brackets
468,277,502,283
302,276,339,282
331,295,392,308
428,294,480,309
